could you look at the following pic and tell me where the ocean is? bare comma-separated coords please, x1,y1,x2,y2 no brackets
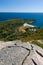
0,12,43,27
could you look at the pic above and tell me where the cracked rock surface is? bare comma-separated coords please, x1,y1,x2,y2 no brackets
0,40,43,65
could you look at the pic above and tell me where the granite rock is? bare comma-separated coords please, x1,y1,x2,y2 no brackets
0,40,43,65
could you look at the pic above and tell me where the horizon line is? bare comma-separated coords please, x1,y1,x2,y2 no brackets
0,12,43,13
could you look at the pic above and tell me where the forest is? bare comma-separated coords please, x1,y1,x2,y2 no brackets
0,18,43,41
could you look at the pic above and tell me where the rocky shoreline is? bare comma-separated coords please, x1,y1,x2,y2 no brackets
0,40,43,65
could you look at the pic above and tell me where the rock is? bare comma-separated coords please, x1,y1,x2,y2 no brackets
16,42,31,50
0,45,29,65
0,40,43,65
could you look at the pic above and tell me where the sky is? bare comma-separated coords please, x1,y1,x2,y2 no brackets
0,0,43,12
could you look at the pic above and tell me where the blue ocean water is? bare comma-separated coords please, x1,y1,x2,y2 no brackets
0,12,43,27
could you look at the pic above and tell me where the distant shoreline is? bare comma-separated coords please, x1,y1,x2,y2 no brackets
0,13,43,27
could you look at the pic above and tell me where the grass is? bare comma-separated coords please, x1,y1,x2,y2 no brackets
31,40,43,48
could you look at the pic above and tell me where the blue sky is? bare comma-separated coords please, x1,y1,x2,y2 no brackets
0,0,43,12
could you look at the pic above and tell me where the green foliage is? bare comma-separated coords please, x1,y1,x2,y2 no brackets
0,18,43,41
31,40,43,48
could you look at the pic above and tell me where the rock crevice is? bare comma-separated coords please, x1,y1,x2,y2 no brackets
0,41,43,65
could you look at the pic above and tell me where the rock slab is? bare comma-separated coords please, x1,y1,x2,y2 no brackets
0,40,43,65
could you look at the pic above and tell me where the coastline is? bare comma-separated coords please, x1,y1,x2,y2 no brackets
0,13,43,27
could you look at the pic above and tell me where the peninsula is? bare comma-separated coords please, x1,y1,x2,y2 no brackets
0,18,43,42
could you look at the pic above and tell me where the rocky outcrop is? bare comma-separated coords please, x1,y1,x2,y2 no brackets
0,40,43,65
